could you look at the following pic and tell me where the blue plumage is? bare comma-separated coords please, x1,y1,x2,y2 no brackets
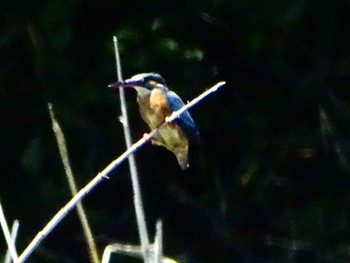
109,72,199,169
166,90,199,141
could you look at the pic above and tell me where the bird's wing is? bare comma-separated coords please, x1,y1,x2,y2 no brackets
166,91,200,140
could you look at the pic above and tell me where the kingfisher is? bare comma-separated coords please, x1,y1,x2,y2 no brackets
109,73,199,169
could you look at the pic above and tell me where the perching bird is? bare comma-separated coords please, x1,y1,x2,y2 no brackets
109,73,199,169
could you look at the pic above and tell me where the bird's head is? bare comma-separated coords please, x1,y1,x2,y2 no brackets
109,73,167,95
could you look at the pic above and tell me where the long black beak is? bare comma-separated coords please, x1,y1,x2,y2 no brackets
108,79,143,88
108,81,124,88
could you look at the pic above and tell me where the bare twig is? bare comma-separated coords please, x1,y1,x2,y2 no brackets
153,220,163,263
167,81,225,121
101,243,142,263
17,135,146,263
17,81,225,263
48,104,99,263
112,36,150,262
101,239,177,263
0,201,18,263
5,220,20,263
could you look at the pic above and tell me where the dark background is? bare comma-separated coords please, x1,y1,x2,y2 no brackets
1,0,350,262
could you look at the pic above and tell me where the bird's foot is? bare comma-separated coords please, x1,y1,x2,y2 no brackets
165,116,172,123
143,133,152,141
165,116,177,127
165,116,177,125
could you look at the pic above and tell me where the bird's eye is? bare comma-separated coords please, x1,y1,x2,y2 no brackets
149,80,159,86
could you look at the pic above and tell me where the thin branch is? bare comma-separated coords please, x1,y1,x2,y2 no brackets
5,220,20,263
48,104,99,263
17,136,146,263
102,243,142,263
153,220,163,263
17,81,225,263
112,36,150,261
167,81,226,122
101,241,177,263
114,36,123,82
0,201,18,263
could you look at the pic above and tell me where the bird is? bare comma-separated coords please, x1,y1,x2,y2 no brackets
109,73,199,169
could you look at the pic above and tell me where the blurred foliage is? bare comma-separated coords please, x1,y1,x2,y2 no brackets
1,0,350,262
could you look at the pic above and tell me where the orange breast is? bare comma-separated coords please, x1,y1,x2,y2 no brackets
137,89,170,130
150,89,171,116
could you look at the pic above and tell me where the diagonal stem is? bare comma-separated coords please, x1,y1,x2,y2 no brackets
49,104,99,263
16,81,225,263
0,201,18,263
5,220,20,263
